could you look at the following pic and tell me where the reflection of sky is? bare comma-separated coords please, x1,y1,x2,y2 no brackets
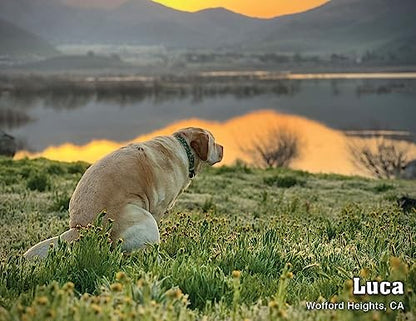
15,110,416,176
3,80,416,151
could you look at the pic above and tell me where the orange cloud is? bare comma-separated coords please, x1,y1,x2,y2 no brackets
15,110,416,177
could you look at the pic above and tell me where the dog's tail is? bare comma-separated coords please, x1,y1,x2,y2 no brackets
23,228,79,260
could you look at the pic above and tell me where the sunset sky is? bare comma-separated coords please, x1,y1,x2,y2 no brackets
152,0,329,18
65,0,329,18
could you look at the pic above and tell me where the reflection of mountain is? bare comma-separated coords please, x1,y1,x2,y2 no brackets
1,75,298,111
0,0,415,57
15,110,416,176
0,19,57,56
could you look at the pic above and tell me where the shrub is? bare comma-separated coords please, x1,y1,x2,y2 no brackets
47,163,66,175
243,127,301,168
263,175,305,188
348,137,409,179
20,166,33,179
67,162,89,175
50,191,71,211
215,160,252,175
26,172,50,192
372,183,395,193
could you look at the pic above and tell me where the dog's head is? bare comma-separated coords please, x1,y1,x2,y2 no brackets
175,127,223,165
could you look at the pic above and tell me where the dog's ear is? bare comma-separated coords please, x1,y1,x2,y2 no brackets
190,132,209,161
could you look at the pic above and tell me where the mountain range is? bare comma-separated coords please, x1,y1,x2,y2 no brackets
244,0,416,54
0,0,415,56
0,19,57,56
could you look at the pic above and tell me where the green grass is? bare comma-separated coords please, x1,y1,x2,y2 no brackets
263,174,306,188
0,157,415,321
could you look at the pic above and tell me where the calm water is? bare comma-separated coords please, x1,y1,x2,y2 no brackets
1,76,416,152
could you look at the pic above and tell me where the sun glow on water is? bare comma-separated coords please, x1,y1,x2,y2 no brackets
15,110,416,176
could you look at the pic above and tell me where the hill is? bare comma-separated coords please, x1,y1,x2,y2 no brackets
0,157,415,320
0,0,263,47
244,0,416,54
0,0,415,59
0,19,57,56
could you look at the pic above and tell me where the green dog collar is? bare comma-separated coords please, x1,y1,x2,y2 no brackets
174,134,195,178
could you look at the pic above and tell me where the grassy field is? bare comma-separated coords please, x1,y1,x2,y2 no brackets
0,157,415,321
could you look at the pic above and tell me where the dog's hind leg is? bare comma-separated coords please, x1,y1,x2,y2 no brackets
117,204,160,252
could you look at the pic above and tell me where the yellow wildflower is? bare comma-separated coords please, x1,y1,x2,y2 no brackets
232,270,241,278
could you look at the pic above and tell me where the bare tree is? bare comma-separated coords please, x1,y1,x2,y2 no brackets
348,137,408,179
243,127,301,168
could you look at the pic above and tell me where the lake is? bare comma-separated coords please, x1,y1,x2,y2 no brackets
2,73,416,174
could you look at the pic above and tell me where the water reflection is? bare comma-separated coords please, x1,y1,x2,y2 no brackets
15,110,416,176
0,108,33,130
2,77,415,117
2,76,416,165
1,77,301,112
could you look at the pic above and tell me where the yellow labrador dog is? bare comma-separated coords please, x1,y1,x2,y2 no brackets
24,127,223,259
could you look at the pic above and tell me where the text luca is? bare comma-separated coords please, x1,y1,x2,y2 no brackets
353,277,404,295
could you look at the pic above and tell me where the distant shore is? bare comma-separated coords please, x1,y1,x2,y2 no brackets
1,70,415,100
